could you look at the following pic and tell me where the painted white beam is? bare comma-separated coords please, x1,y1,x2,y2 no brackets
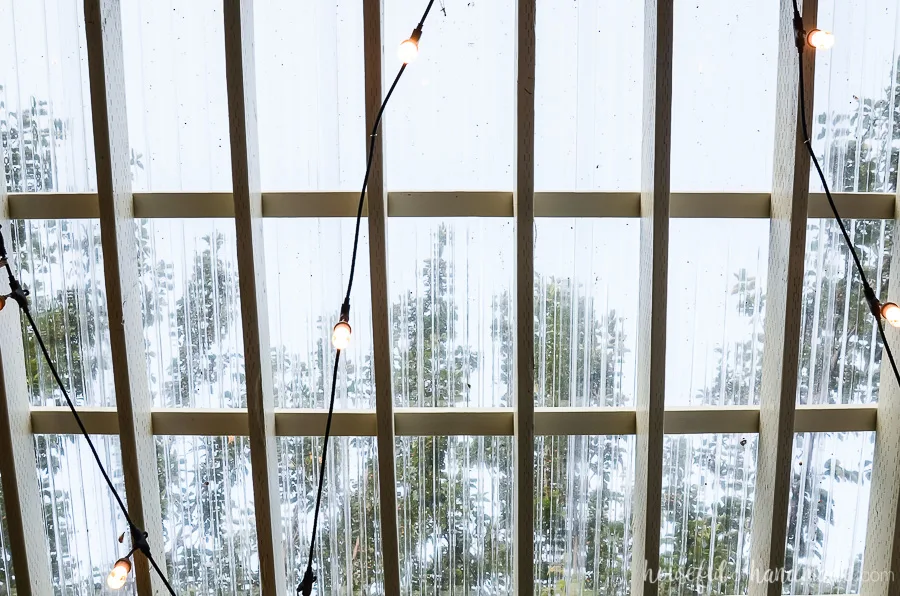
84,0,167,592
223,1,286,593
0,177,53,595
860,188,900,596
748,1,816,594
629,0,673,594
362,0,402,593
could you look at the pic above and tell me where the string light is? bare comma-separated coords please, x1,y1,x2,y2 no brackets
806,28,835,50
331,320,352,350
0,228,177,595
107,558,132,590
791,1,900,386
331,302,352,350
398,32,421,64
298,1,438,594
881,302,900,328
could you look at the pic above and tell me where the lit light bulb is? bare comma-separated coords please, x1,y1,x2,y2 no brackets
807,29,835,50
332,321,352,350
882,302,900,328
106,558,132,590
398,39,419,64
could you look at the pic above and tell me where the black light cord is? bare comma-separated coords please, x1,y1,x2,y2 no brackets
297,1,436,594
0,228,177,595
791,0,900,388
344,64,407,303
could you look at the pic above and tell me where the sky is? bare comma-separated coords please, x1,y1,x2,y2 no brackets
1,0,899,590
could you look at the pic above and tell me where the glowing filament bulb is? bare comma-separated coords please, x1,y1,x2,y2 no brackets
398,39,419,64
807,29,835,50
332,321,352,350
882,302,900,328
107,558,132,590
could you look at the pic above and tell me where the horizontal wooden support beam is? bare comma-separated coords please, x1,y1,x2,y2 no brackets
153,408,249,435
534,407,635,435
395,407,514,435
274,409,377,436
663,406,760,434
8,193,100,219
390,191,513,217
263,191,363,217
134,192,235,218
28,404,880,437
8,191,896,220
670,193,770,218
30,406,120,434
807,192,895,219
793,403,878,433
535,192,640,217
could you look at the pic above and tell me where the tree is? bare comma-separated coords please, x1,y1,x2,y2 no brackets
527,275,633,595
1,86,61,194
137,221,262,594
1,89,123,594
137,222,243,408
5,42,900,596
0,88,257,592
274,326,381,593
391,223,513,594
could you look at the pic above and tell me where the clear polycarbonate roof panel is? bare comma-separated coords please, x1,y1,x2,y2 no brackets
253,0,366,191
0,0,96,193
671,0,779,191
121,0,232,191
534,0,643,191
811,0,900,194
383,0,515,191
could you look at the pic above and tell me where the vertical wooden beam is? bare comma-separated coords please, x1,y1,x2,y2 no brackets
748,1,816,594
223,1,286,594
514,0,537,591
0,187,53,596
362,0,402,592
83,1,166,593
629,0,672,594
860,193,900,596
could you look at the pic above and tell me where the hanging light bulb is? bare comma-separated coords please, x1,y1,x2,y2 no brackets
807,29,835,50
398,38,419,63
332,301,352,350
332,320,352,351
107,558,132,590
398,27,423,64
882,302,900,328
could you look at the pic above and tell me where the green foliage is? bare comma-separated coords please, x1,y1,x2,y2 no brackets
1,87,62,193
156,436,260,595
390,224,478,408
4,47,900,596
